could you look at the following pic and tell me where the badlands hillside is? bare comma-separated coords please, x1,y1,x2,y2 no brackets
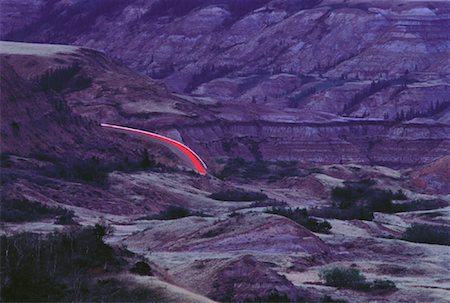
2,0,450,166
0,0,450,302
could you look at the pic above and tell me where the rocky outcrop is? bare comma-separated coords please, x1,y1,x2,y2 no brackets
208,255,302,302
125,213,330,254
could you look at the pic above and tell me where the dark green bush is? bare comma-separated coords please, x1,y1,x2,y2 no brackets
1,199,75,223
319,267,397,292
319,267,368,290
266,207,331,234
402,223,450,245
209,189,267,202
130,261,153,276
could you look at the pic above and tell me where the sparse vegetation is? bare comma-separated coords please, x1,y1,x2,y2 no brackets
1,199,75,224
402,223,450,245
287,86,317,108
186,64,236,92
266,207,331,234
56,157,109,185
201,225,228,238
218,158,299,181
209,189,267,202
140,206,211,220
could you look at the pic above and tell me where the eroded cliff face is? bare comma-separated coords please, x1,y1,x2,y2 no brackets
4,0,449,122
176,119,450,166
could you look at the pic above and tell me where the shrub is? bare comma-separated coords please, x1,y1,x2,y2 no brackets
1,199,75,223
209,189,267,202
130,261,153,276
402,223,450,245
266,207,331,233
319,267,368,290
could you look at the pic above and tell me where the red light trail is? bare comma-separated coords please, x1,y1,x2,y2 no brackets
101,123,207,175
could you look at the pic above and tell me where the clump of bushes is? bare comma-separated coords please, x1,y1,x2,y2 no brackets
209,189,267,202
315,180,410,221
266,207,331,234
402,223,450,245
319,267,396,292
0,224,161,302
331,179,406,212
1,199,75,224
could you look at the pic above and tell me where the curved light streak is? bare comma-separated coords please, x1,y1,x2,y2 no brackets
101,123,207,175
